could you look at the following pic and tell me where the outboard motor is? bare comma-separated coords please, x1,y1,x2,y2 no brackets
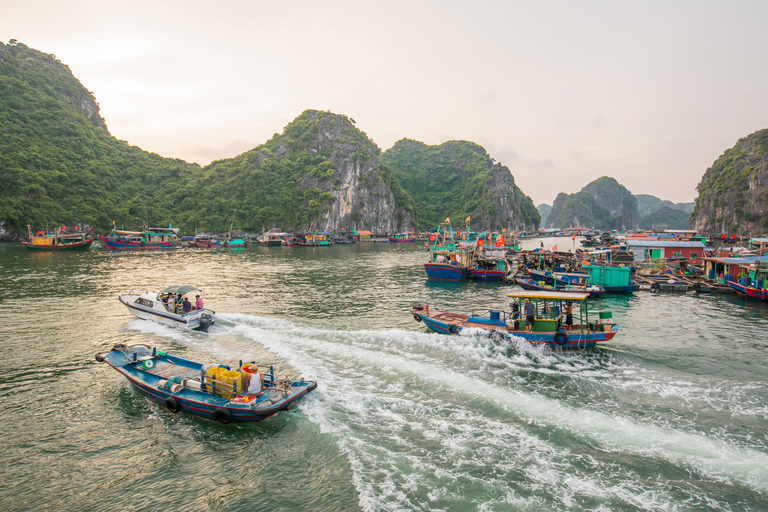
199,312,214,333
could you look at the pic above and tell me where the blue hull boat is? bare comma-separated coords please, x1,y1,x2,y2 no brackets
96,344,317,423
410,290,619,349
424,263,468,281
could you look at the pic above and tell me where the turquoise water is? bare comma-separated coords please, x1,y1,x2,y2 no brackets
1,240,768,511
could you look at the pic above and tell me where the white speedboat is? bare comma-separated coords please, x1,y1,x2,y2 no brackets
119,285,216,332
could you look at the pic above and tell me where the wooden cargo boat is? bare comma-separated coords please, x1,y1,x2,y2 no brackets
411,290,618,349
23,225,93,251
389,233,416,243
96,344,317,423
101,226,178,250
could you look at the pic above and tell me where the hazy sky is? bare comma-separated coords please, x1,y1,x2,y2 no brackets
3,0,767,205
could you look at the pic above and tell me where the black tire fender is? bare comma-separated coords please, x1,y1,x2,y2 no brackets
213,407,234,424
692,282,702,292
165,397,182,413
554,331,568,346
413,313,422,322
650,282,661,293
448,324,460,335
95,353,106,362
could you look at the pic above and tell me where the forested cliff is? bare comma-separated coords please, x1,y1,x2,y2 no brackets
690,129,768,235
381,139,540,231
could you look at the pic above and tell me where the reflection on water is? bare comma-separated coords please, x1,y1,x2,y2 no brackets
1,241,768,510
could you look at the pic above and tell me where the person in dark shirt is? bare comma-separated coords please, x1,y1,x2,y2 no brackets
524,299,535,333
564,300,573,331
182,297,192,313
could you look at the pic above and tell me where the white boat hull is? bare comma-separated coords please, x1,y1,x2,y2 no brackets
119,292,216,331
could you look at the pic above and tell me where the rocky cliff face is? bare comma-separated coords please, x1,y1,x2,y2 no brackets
545,177,639,230
0,41,109,135
381,139,540,231
690,129,768,235
288,111,415,232
199,110,416,232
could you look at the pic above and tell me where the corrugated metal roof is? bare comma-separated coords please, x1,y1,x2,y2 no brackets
703,255,768,265
626,240,705,248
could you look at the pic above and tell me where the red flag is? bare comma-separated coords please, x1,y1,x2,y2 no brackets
552,245,558,251
571,234,575,241
721,234,726,239
731,234,737,239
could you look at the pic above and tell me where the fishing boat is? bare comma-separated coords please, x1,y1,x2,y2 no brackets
516,277,606,297
727,280,768,300
101,226,178,250
118,285,216,332
410,290,618,349
23,225,93,251
255,232,286,246
286,232,332,246
389,232,416,243
188,235,215,248
95,343,317,423
470,244,508,280
424,223,472,281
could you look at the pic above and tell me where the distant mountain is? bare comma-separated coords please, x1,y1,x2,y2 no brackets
640,206,691,230
537,204,552,226
381,139,540,231
635,194,694,216
545,177,639,230
690,129,768,235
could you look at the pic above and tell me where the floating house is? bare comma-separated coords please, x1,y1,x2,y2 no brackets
701,255,768,285
625,240,709,265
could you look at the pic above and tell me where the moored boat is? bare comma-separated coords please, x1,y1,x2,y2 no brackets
727,280,768,300
516,277,606,297
424,223,472,281
101,226,178,250
389,232,416,243
411,290,618,349
95,343,317,423
23,225,93,251
119,285,216,331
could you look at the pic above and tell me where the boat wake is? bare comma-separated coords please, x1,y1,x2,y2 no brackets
127,312,768,510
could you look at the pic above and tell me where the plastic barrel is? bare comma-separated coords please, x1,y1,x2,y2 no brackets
490,311,500,321
708,269,715,280
725,274,733,283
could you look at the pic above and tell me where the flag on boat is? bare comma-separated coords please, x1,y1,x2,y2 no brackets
445,217,450,223
465,216,470,223
572,234,575,241
553,245,558,251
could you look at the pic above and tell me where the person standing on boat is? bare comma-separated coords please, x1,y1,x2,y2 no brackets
564,300,573,331
182,297,192,313
195,294,204,310
524,299,535,333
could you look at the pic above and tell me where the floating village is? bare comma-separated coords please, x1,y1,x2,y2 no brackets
23,219,768,374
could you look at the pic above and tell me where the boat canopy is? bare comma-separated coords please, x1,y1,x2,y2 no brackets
160,285,202,296
506,290,590,301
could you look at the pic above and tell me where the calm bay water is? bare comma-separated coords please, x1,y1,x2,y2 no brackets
2,239,768,511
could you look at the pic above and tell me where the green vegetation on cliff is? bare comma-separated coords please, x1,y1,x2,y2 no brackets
182,110,416,231
0,41,200,233
381,139,539,230
692,129,768,232
0,41,415,234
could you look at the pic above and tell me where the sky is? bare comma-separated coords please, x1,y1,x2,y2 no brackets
3,0,768,205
